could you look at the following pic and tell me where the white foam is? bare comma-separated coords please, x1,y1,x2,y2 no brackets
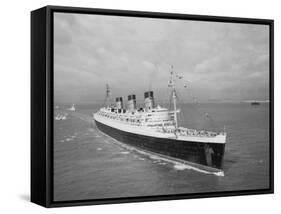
97,148,103,151
172,162,224,176
120,151,130,154
215,171,225,176
159,162,167,165
174,164,191,170
149,155,161,160
65,138,72,142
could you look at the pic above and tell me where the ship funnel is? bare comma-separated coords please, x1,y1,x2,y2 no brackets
115,97,123,109
144,91,155,110
128,94,136,111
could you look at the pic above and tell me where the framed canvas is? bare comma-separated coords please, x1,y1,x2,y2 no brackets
31,5,274,207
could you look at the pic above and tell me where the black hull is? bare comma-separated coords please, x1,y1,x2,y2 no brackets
95,120,225,171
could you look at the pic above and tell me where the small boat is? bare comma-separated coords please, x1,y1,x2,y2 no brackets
251,101,260,106
67,104,76,111
55,114,62,120
55,113,67,120
61,113,67,120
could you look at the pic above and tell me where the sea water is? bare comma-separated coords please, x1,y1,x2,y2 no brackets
54,103,270,201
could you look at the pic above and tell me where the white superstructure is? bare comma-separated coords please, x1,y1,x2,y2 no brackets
94,104,226,144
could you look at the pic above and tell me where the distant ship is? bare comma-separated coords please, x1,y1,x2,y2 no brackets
251,101,260,106
93,68,226,173
67,104,76,111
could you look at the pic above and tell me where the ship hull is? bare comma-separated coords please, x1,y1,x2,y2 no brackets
94,120,225,171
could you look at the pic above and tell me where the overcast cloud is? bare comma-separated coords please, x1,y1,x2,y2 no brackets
54,12,269,104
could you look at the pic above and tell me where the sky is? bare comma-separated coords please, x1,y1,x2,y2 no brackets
54,12,270,104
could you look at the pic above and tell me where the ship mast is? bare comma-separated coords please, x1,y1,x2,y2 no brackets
169,65,178,130
105,84,110,107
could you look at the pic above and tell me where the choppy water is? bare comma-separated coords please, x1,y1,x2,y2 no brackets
54,103,270,201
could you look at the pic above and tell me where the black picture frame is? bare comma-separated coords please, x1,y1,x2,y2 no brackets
31,5,274,208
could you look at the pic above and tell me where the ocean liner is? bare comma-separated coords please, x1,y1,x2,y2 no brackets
93,68,226,173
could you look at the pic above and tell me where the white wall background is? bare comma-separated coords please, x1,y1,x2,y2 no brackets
0,0,279,213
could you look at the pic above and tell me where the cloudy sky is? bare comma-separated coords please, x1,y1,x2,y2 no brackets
54,12,269,104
